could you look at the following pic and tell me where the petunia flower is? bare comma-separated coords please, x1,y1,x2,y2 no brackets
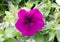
15,8,45,36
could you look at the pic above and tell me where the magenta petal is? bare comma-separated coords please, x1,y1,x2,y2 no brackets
15,19,28,36
15,19,22,32
30,9,44,31
30,8,39,14
22,23,37,36
18,9,29,18
15,8,45,36
30,8,43,19
15,20,36,36
18,9,28,23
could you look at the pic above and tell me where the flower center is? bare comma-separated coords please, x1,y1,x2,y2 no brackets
26,18,32,24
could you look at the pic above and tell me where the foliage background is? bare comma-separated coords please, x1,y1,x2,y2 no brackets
0,0,60,42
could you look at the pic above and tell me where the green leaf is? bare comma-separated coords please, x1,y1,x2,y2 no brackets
56,25,60,41
38,1,51,17
0,34,4,42
49,31,56,41
13,31,29,40
5,10,17,26
5,11,14,21
0,11,4,16
0,29,5,35
39,4,51,17
54,12,60,20
35,35,44,42
43,21,57,30
51,3,60,11
3,38,18,42
28,0,40,4
34,32,49,42
54,24,60,30
42,0,47,2
19,35,29,40
16,0,21,4
5,26,16,38
56,30,60,42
